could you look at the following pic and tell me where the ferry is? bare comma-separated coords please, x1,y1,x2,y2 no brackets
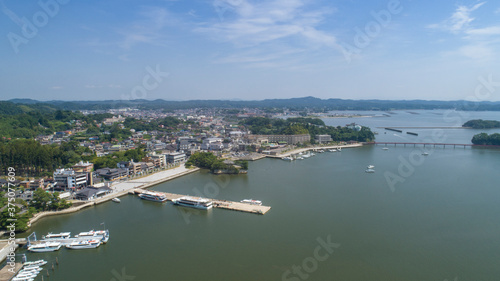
43,232,71,239
27,242,62,252
240,199,263,206
172,196,213,210
138,191,168,202
76,230,110,243
66,239,101,249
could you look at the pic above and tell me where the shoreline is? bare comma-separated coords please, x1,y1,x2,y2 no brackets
266,143,363,158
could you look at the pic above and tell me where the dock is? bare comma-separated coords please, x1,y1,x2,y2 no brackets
0,262,22,281
133,190,271,215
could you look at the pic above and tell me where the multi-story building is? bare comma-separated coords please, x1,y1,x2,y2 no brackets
165,152,186,165
53,168,88,190
315,134,333,144
72,161,94,173
247,134,311,145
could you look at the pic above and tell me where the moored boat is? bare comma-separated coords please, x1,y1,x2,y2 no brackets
43,232,71,239
66,239,101,249
138,191,168,202
240,199,263,206
367,165,375,169
23,260,47,267
76,230,110,243
27,242,62,252
172,196,213,210
112,198,121,203
365,169,375,173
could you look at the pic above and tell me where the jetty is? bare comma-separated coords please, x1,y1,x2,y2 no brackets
266,143,362,159
367,142,500,149
133,189,271,215
0,262,22,281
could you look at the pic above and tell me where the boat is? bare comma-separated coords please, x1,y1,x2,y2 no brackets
367,165,375,169
43,232,71,239
240,199,263,206
422,152,429,156
318,150,325,153
76,230,110,243
302,154,311,158
66,239,101,249
296,157,304,160
12,276,36,281
23,260,47,267
282,156,294,161
329,149,337,152
18,267,41,273
112,198,121,203
172,196,213,210
382,147,389,150
27,242,62,252
337,147,342,152
365,169,375,173
138,191,168,202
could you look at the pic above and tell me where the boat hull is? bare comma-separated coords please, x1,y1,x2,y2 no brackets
172,201,212,210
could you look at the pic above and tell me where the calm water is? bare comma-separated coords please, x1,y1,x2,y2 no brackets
17,111,500,281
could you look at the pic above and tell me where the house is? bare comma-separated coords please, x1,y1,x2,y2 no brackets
94,168,128,181
72,161,94,173
75,186,112,201
165,152,186,165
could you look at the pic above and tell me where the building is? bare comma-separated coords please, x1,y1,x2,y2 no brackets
346,123,362,131
53,168,88,190
94,168,128,181
201,138,223,150
165,152,186,165
178,137,198,151
75,186,112,201
150,154,166,167
129,162,144,174
72,161,94,173
315,134,333,144
247,134,311,145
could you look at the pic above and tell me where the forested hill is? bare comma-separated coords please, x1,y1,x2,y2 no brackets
7,97,500,111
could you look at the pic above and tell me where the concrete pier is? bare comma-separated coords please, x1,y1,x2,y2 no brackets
134,190,271,215
0,262,22,281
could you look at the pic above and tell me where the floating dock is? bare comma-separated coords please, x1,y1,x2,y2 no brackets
384,127,403,133
133,190,271,215
406,131,418,136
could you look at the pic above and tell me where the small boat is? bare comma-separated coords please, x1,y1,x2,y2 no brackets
296,157,304,160
240,199,263,206
12,276,36,281
282,156,294,161
367,165,375,169
112,198,121,203
422,152,429,156
66,239,101,249
23,260,47,267
329,149,337,152
365,169,375,173
382,147,389,150
337,147,342,152
172,196,213,210
43,232,71,239
76,229,110,243
27,242,62,252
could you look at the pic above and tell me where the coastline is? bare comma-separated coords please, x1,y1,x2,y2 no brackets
266,143,363,158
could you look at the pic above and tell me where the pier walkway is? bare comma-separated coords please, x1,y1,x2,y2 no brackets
133,190,271,215
368,142,500,148
0,262,22,281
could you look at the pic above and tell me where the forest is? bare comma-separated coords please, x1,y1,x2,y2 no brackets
471,133,500,145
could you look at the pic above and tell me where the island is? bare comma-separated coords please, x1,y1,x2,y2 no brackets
463,119,500,129
471,133,500,145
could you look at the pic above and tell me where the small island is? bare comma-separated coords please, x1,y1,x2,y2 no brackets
463,119,500,129
471,133,500,145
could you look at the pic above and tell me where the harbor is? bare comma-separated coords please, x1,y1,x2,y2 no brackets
133,189,272,215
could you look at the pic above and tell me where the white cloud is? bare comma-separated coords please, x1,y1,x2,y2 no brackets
428,2,485,33
196,0,340,68
466,26,500,36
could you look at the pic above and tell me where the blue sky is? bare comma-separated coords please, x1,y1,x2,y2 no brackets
1,0,500,101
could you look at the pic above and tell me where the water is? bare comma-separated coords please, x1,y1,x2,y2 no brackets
17,110,500,281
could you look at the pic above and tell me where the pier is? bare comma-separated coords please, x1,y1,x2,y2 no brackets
133,190,271,215
0,262,22,281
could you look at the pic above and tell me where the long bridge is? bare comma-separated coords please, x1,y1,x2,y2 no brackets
366,142,500,148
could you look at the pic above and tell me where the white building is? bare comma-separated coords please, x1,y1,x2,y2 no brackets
201,137,223,150
165,152,187,165
53,168,88,190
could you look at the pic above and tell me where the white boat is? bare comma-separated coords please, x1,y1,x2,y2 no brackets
365,169,375,173
296,157,304,160
318,150,325,153
19,267,41,273
112,198,121,203
76,230,110,243
240,199,262,206
43,232,71,239
27,242,62,252
422,152,429,156
302,154,311,158
382,147,389,150
23,260,47,267
172,196,213,210
367,165,375,169
66,239,101,249
329,149,337,152
337,147,342,151
282,156,294,161
12,277,35,281
138,191,168,202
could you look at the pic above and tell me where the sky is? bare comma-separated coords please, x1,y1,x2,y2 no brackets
1,0,500,102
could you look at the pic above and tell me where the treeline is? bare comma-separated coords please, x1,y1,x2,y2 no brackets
185,152,247,173
471,133,500,145
241,117,375,142
463,119,500,129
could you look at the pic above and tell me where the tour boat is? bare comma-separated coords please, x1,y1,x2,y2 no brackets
66,239,101,249
112,198,121,203
240,199,263,206
138,191,168,202
27,242,62,252
172,196,213,210
43,232,71,239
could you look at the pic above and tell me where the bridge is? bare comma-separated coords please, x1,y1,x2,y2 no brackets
366,142,500,148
